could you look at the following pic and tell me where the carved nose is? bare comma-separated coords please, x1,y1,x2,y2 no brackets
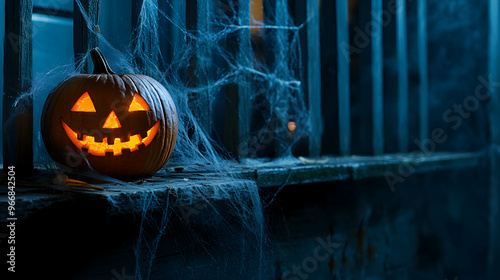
102,110,122,129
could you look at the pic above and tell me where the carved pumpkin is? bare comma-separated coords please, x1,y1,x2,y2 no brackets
41,48,178,179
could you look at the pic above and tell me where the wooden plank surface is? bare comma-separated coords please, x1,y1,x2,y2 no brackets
336,0,350,155
73,0,100,73
1,151,484,221
1,155,487,279
3,0,33,174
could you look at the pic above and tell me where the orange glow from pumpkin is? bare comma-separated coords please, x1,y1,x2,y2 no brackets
102,110,122,129
62,120,160,156
71,92,96,112
129,93,151,112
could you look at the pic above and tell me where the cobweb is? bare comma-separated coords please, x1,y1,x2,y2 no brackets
17,0,311,278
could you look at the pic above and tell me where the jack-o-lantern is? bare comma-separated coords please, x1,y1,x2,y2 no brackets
41,48,178,179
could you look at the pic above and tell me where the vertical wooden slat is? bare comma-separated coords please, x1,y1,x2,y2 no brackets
3,0,33,173
0,0,4,165
132,0,159,77
489,0,500,143
417,0,429,143
185,0,213,135
159,0,186,73
488,0,500,277
319,0,338,155
184,0,213,135
336,0,350,155
237,0,252,158
73,0,100,73
372,0,384,155
196,0,213,134
396,0,409,152
271,0,290,157
306,0,322,157
224,0,251,159
353,0,374,155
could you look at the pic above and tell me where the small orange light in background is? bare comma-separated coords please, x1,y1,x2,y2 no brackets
288,121,297,132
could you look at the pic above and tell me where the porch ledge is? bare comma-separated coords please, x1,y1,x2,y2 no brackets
0,151,485,221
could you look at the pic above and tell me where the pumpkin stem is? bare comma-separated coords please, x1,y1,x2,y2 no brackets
90,47,116,75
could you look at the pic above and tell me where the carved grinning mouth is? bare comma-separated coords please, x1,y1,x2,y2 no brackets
62,120,160,156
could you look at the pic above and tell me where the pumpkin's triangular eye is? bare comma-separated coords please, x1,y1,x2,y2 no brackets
129,93,151,112
71,92,96,112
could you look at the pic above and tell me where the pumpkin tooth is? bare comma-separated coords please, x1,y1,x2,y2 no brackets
129,134,141,152
77,132,83,140
88,144,106,156
82,135,93,143
113,138,123,156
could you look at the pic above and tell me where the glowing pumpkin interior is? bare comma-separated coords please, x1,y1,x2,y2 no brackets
63,92,159,156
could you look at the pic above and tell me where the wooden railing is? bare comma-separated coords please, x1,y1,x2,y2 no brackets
0,0,464,173
2,0,325,170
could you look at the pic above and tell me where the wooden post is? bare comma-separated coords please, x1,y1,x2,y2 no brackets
306,0,322,157
196,0,213,135
417,0,429,142
319,0,339,155
290,0,322,157
159,0,186,74
224,0,251,160
3,0,33,173
264,0,291,157
132,0,159,77
73,0,100,73
185,0,214,135
351,0,374,155
396,0,409,152
336,0,350,155
372,0,384,155
488,0,500,277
